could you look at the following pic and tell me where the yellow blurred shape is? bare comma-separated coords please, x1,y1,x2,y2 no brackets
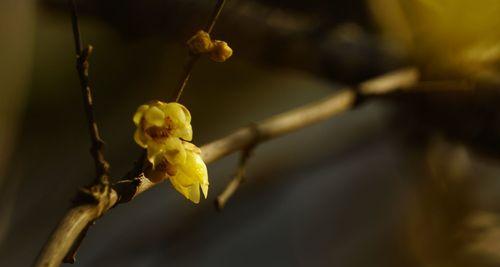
368,0,500,83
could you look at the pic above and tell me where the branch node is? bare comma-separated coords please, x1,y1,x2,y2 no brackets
113,177,143,205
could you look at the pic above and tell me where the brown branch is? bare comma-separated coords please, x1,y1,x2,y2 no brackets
172,0,226,102
39,1,229,263
52,0,112,264
215,144,256,210
33,67,418,267
69,0,110,183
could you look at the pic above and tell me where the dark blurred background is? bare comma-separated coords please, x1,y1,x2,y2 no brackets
2,0,500,266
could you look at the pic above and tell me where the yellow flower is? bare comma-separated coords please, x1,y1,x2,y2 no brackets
369,0,500,83
143,142,208,203
133,101,193,167
169,142,209,203
133,101,209,203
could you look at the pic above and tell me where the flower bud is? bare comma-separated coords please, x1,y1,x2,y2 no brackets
209,40,233,62
187,30,213,54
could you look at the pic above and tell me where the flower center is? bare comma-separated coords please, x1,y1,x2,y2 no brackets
146,126,170,139
145,117,174,140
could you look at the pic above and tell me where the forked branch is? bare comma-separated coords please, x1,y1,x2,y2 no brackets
34,67,418,267
69,0,110,184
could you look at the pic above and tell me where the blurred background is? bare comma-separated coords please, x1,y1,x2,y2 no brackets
2,0,500,266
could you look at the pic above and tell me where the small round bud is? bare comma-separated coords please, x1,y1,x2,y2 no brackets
208,40,233,62
187,30,213,54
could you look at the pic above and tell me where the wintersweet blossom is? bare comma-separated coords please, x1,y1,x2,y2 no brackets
143,141,208,203
133,101,209,203
169,142,209,203
133,101,192,167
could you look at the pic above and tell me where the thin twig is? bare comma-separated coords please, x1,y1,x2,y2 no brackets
216,144,255,210
206,0,227,33
58,0,111,263
69,0,110,184
34,67,418,267
172,0,226,102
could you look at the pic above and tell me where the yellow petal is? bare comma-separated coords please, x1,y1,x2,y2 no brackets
162,103,186,123
168,144,208,203
144,106,165,127
183,142,201,154
169,176,200,203
162,137,187,165
162,103,192,140
193,153,208,184
186,184,200,204
178,150,208,185
169,176,191,199
146,142,164,167
175,148,208,188
196,155,209,199
174,124,193,141
171,168,196,187
201,182,208,199
178,103,192,124
133,129,148,148
163,103,191,123
133,105,149,126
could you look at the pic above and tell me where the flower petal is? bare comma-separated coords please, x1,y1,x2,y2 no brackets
133,105,149,126
169,175,200,203
172,147,209,193
183,142,201,154
179,150,208,185
178,103,192,124
162,103,192,140
186,184,200,204
174,124,193,141
171,168,196,187
169,176,190,199
162,103,187,123
201,182,208,199
146,142,164,167
144,106,165,127
162,137,187,165
133,129,148,148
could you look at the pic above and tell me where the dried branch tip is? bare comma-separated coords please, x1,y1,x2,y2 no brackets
215,144,256,210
